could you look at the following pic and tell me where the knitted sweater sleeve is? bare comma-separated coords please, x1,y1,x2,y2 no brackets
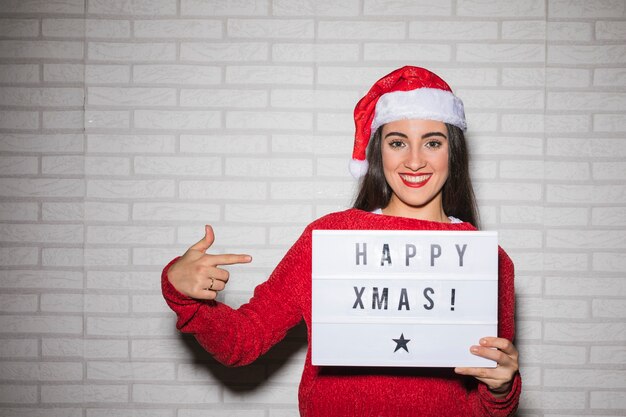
469,247,522,416
161,229,309,366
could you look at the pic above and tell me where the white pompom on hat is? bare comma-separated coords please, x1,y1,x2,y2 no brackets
350,66,466,178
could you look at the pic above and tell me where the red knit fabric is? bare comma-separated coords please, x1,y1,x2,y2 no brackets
162,208,521,416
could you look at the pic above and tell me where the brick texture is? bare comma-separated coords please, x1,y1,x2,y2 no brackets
0,1,625,416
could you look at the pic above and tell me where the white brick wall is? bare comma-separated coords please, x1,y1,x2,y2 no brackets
0,1,624,416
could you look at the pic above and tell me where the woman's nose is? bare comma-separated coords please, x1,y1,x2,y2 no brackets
404,148,425,171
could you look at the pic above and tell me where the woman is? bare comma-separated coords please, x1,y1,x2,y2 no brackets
162,66,521,416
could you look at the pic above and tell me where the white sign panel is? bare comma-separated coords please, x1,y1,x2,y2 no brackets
312,230,498,368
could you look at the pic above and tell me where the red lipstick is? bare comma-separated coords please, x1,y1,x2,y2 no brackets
399,173,432,188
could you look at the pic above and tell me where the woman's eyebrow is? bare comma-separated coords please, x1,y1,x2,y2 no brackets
422,132,447,139
384,131,408,139
384,131,447,139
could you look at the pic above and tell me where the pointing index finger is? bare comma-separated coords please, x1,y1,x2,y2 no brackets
209,253,252,266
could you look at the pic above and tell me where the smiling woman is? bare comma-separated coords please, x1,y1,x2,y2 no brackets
354,131,477,228
355,119,478,225
162,66,521,417
382,119,451,220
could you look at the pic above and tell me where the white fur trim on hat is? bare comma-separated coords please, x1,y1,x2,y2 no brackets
371,88,466,134
349,158,369,179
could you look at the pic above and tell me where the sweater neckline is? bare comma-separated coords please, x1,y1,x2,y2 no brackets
369,207,463,224
347,208,476,230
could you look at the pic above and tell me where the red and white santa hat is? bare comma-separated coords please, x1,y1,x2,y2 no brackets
350,66,466,178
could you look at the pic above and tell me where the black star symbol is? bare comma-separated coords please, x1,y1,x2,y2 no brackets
393,333,410,353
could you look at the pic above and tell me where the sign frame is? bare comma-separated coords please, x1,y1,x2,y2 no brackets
311,229,498,368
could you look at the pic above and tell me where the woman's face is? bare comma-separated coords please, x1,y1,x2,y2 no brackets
380,119,449,219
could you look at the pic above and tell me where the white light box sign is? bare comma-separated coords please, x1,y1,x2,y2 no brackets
312,230,498,368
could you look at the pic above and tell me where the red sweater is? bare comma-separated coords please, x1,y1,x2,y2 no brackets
162,208,521,416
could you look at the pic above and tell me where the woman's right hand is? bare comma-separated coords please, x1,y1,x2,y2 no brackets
167,225,252,300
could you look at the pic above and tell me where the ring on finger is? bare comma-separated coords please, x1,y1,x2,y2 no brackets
204,277,215,291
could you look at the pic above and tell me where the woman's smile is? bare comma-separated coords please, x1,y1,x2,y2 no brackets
399,173,432,187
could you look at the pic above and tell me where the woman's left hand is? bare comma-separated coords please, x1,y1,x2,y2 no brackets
454,337,519,398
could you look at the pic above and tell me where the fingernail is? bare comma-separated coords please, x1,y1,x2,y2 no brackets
470,346,479,353
480,338,487,345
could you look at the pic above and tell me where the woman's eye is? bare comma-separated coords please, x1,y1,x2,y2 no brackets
425,140,442,149
388,140,404,148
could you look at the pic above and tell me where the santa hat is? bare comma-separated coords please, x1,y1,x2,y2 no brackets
350,66,466,178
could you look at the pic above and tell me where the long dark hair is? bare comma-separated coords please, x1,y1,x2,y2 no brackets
352,123,480,228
